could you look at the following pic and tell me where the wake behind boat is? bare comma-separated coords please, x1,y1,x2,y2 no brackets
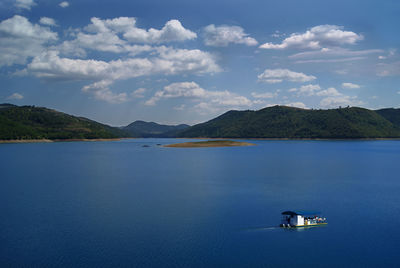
280,211,327,228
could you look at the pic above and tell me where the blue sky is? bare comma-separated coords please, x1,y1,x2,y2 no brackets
1,0,399,126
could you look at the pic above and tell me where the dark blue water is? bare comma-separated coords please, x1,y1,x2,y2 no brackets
1,139,400,267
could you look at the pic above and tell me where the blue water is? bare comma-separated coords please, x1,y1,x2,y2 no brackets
1,139,400,267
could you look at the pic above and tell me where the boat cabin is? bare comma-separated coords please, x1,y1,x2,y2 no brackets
281,211,327,227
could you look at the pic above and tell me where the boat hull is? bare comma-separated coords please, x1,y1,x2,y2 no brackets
280,222,327,228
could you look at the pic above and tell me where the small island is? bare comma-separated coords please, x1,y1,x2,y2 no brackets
163,140,255,148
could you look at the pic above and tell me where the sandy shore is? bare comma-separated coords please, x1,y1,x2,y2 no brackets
163,140,255,148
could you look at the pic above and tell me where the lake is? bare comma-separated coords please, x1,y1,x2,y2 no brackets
1,139,399,267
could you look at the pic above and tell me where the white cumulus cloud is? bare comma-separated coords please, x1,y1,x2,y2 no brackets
7,92,24,100
342,82,360,89
290,84,321,96
286,102,307,109
15,0,36,10
145,82,252,114
59,1,69,8
259,25,363,50
258,68,316,83
0,15,58,67
288,84,363,108
203,24,258,47
315,87,341,96
39,17,57,27
123,19,197,44
57,17,197,56
26,47,220,103
320,95,362,108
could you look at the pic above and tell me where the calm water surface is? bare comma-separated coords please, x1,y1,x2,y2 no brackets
1,139,400,267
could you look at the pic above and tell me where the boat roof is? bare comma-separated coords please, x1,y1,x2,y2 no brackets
281,211,321,216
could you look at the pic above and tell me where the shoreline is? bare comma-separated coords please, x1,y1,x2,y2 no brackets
0,138,127,144
1,137,400,144
174,137,400,141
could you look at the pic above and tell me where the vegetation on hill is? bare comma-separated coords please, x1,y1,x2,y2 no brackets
0,105,128,140
178,106,400,139
1,104,400,141
122,120,190,137
376,108,400,127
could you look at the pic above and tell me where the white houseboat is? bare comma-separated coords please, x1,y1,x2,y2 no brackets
280,211,327,228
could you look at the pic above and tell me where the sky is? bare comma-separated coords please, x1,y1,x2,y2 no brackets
0,0,399,126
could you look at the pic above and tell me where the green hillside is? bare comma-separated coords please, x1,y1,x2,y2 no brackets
178,106,400,139
376,108,400,127
0,105,128,140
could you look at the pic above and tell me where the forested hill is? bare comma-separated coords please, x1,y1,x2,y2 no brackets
177,106,400,139
2,104,400,140
0,105,128,140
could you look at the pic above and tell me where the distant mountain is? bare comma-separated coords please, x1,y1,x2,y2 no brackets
122,120,190,137
0,105,129,140
177,106,400,139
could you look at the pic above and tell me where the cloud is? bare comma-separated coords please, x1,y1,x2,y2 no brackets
57,17,152,55
289,48,382,64
271,30,285,38
203,24,258,47
39,17,57,27
57,17,197,56
258,68,316,83
342,82,360,89
315,87,341,96
259,25,363,50
154,46,221,74
28,47,220,80
376,61,400,77
289,84,321,96
289,84,342,98
123,19,197,43
7,92,24,100
286,102,307,109
290,48,382,59
0,15,58,67
289,83,363,108
251,90,279,99
320,95,362,108
27,48,220,103
82,80,128,103
59,1,69,8
293,57,366,64
131,88,146,98
145,82,252,114
15,0,36,10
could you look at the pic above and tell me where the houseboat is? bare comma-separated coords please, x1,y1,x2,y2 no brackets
280,211,327,228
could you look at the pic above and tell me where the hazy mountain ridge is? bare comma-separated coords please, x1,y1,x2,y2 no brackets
122,120,190,137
